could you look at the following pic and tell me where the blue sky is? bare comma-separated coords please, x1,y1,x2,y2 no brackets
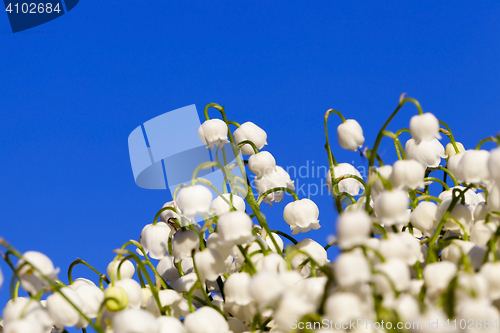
1,1,499,331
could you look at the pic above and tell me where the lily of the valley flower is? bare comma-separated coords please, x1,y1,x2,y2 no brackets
224,272,253,306
283,198,320,235
405,138,446,168
210,193,246,216
233,121,268,155
336,210,372,249
137,222,170,260
113,308,160,333
107,259,135,281
198,119,229,150
326,163,364,196
255,166,295,204
248,151,276,177
172,229,200,261
390,159,426,190
46,287,86,329
457,149,491,184
16,251,60,295
217,211,254,245
373,189,409,226
184,306,231,333
176,185,213,218
69,278,104,318
410,201,437,233
337,119,365,151
409,112,441,143
194,249,226,282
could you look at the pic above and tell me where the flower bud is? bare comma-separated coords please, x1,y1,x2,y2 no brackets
115,278,143,309
107,259,135,281
409,112,440,143
198,119,229,150
337,119,364,151
233,122,267,155
248,151,276,178
445,141,465,159
283,198,320,235
104,286,129,311
176,185,213,218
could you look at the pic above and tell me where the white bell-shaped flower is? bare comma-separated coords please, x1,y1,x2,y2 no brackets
273,291,316,331
233,122,267,155
436,194,474,235
370,165,393,197
156,255,193,284
155,317,187,333
423,261,457,297
210,193,246,216
69,278,104,318
249,271,284,309
227,318,245,333
393,294,420,322
173,273,206,304
2,297,53,330
172,229,200,261
159,201,180,223
409,112,440,143
326,163,364,196
488,148,500,185
290,238,328,276
248,151,276,178
480,262,500,300
337,119,364,151
115,278,143,309
176,185,212,218
373,189,409,226
410,201,437,232
324,292,363,323
457,149,491,184
378,232,424,265
405,138,446,168
390,159,426,189
447,151,465,182
470,220,497,246
373,258,411,296
16,251,59,295
157,316,187,333
224,272,253,306
46,287,85,328
217,211,254,245
2,319,44,333
107,259,135,281
333,248,370,287
255,166,295,203
137,222,170,260
113,308,159,333
194,249,226,282
254,253,287,273
198,119,229,150
336,210,372,249
455,299,500,331
265,232,284,253
445,141,465,159
183,306,230,333
146,289,189,319
283,198,320,235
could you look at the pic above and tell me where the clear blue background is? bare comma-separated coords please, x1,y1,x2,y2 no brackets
1,1,499,331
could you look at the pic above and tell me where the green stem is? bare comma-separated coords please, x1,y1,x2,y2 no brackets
476,137,496,150
256,186,299,204
439,120,460,154
423,177,450,191
68,259,109,285
237,140,260,154
270,230,298,245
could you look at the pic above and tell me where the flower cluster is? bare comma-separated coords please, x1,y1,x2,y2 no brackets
1,97,500,333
